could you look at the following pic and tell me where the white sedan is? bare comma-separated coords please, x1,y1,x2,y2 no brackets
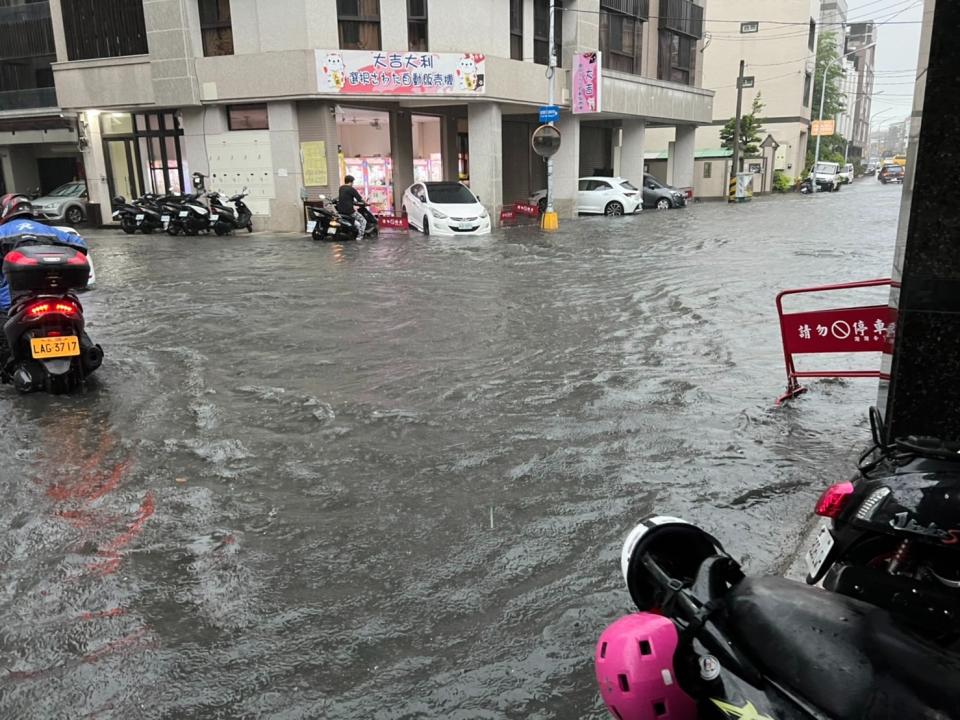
402,182,491,236
529,176,642,216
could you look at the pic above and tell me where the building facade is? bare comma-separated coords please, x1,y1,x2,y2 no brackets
0,1,83,199
846,20,876,161
41,0,713,230
647,0,821,196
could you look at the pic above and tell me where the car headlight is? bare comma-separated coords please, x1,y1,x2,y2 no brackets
479,208,488,219
429,207,448,219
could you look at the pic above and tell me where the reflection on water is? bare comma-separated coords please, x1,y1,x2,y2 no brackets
0,182,901,717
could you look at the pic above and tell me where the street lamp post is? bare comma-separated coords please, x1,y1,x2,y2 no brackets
812,41,876,193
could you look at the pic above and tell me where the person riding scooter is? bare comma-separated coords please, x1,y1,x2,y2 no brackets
337,175,367,239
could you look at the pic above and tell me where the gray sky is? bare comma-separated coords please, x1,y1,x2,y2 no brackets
846,0,924,129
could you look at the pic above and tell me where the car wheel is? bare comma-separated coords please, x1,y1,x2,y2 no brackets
423,217,430,235
538,197,547,213
604,201,624,217
656,198,672,210
65,206,84,225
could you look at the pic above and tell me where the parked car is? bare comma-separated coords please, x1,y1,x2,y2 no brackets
878,164,905,184
529,176,643,216
402,181,491,235
838,163,855,184
811,161,841,192
640,174,687,209
31,181,88,225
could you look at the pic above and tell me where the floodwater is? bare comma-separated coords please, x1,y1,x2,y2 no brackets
1,180,902,718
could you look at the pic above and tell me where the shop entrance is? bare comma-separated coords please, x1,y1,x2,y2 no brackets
336,106,393,214
101,111,186,202
411,114,443,182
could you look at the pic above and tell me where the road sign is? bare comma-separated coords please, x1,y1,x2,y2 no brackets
811,119,836,137
531,124,561,157
539,105,560,123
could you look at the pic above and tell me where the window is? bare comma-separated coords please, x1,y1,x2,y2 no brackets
408,0,427,52
600,0,647,75
808,19,816,51
703,161,712,178
534,0,563,66
803,71,812,107
509,0,522,60
199,0,233,56
658,31,695,85
337,0,381,50
61,0,147,60
228,104,269,131
740,21,759,33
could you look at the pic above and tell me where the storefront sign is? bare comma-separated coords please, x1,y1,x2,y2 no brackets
300,141,328,186
513,202,540,217
572,51,601,114
378,215,409,230
811,119,835,137
317,51,486,95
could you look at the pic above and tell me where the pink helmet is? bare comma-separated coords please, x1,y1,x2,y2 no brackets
595,613,698,720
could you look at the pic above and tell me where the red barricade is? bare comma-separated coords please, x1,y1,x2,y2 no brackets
776,279,898,405
377,214,409,230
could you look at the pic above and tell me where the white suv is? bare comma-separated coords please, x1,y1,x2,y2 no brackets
838,163,855,184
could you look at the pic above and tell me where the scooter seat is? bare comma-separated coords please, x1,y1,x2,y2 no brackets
726,576,960,719
727,576,874,718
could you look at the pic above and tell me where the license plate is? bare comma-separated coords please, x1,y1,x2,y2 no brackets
30,335,80,360
135,213,144,221
161,215,170,223
326,227,336,235
805,523,835,578
458,222,474,230
179,211,189,217
210,215,219,222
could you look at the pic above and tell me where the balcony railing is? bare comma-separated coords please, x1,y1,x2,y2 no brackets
0,87,58,111
601,0,649,19
0,1,55,60
659,0,704,38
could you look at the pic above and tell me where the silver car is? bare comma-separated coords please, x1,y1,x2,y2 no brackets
31,181,88,225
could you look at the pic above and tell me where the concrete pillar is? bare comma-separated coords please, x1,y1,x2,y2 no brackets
391,109,414,213
467,103,502,218
879,0,957,441
561,0,600,67
441,114,460,182
552,113,581,218
266,101,304,232
523,0,535,62
611,126,622,177
48,0,68,63
79,111,111,222
620,119,645,186
671,125,696,189
143,0,199,107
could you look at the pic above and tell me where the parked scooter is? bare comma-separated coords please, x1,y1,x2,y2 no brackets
112,194,165,234
165,193,212,236
596,515,960,719
1,239,103,393
804,407,960,631
207,189,253,235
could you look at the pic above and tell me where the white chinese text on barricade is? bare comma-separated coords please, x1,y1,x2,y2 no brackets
317,51,486,95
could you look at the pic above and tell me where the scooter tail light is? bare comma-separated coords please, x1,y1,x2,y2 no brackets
815,481,855,519
27,300,79,319
66,252,89,266
4,250,38,266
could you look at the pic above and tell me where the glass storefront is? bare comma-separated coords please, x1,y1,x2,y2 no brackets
101,111,186,201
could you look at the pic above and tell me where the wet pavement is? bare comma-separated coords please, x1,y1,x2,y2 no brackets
1,179,902,718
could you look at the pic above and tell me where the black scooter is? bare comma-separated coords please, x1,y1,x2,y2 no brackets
165,193,213,236
608,515,960,719
308,196,355,242
207,189,253,235
1,241,102,393
113,194,164,234
805,407,960,631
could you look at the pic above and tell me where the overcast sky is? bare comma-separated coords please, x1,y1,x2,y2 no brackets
846,0,924,129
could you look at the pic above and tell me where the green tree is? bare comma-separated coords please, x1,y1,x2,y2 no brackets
806,31,848,169
720,93,765,166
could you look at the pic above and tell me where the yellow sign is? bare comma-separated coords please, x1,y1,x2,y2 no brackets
300,141,328,186
811,119,836,137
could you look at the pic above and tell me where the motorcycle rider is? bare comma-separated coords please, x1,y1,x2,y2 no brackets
0,193,89,357
336,175,367,239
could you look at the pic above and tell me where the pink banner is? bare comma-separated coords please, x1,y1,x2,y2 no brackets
572,51,601,114
317,51,486,96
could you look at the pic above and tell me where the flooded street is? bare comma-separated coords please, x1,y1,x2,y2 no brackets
1,180,901,718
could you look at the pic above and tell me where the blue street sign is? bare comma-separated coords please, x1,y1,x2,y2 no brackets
539,105,560,124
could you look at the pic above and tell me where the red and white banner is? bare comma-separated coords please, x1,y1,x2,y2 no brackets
317,51,486,96
780,305,895,355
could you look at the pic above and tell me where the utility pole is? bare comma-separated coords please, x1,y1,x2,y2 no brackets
729,59,745,202
541,0,559,231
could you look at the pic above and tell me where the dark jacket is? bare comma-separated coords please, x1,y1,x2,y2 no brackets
337,185,363,215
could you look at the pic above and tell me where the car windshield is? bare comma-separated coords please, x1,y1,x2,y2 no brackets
815,163,837,173
620,181,639,191
48,183,85,197
644,177,662,188
426,183,477,204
